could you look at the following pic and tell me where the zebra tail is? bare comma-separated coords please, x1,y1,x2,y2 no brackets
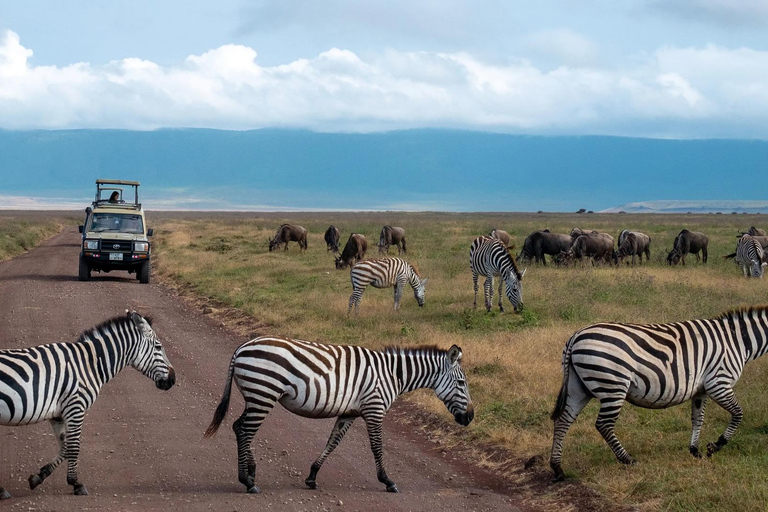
722,252,737,260
551,342,574,421
204,356,236,438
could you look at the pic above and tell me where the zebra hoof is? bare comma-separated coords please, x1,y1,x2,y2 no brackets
28,474,43,490
0,488,11,500
246,485,261,494
689,446,702,459
706,442,718,458
386,484,399,493
73,484,88,496
305,479,317,489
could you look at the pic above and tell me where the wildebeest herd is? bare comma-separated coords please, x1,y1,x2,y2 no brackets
2,222,768,501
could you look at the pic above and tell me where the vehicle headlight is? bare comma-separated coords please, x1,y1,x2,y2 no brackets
83,240,99,250
134,241,149,252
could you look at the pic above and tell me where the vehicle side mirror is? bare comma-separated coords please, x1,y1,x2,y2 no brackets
78,225,84,234
147,228,154,237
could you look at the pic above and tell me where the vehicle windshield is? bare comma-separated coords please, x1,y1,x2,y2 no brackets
88,213,144,234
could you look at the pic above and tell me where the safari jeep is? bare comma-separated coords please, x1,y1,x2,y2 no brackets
79,179,154,283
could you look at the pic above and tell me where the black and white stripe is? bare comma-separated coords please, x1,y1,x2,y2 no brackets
204,337,473,493
470,235,525,312
735,234,766,277
550,306,768,481
0,311,175,498
347,257,428,314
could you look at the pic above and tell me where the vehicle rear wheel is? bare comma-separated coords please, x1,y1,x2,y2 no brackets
78,256,91,281
139,261,151,284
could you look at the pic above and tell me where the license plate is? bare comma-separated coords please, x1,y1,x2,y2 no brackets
109,252,123,261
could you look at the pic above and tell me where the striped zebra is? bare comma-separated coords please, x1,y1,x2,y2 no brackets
550,306,768,481
0,311,175,499
470,235,525,313
204,336,473,493
347,257,428,314
735,234,766,277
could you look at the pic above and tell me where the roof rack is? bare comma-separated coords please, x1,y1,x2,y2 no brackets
93,179,141,209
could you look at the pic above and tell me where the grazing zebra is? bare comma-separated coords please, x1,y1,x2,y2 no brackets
204,336,473,493
550,306,768,481
347,257,428,314
470,236,525,313
0,311,175,498
735,234,766,278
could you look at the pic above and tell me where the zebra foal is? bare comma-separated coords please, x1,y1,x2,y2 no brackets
204,336,473,493
470,236,525,313
0,311,175,498
550,306,768,481
347,257,428,314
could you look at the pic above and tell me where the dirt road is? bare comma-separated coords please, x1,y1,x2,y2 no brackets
0,227,530,511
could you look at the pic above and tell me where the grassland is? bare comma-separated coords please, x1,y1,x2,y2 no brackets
151,211,768,511
0,211,75,261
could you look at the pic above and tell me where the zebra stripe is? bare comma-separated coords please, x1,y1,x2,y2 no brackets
470,235,525,312
347,257,427,314
735,234,766,278
549,306,768,481
204,336,473,493
0,311,175,498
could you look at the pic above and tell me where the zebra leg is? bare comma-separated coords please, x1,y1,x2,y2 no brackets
0,487,9,500
362,413,398,492
689,394,708,458
472,272,479,310
393,280,405,311
484,276,493,312
595,398,636,465
305,416,356,489
62,409,88,496
348,287,364,315
550,379,592,482
497,276,504,312
28,418,67,491
233,402,276,494
705,386,743,457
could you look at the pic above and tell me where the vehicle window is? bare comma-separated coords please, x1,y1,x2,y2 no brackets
88,213,144,234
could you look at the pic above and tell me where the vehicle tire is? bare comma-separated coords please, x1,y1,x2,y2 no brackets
139,261,151,284
78,256,91,281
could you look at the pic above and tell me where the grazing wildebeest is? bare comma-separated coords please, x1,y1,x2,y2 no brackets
737,226,767,237
667,229,708,265
616,230,651,265
268,224,308,252
517,230,572,265
324,225,340,254
566,232,616,265
570,228,598,241
489,229,511,249
378,226,406,255
335,233,367,269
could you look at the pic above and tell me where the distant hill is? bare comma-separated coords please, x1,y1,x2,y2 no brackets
603,201,768,214
1,129,767,211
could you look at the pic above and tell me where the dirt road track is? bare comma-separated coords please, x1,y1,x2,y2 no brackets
0,227,532,511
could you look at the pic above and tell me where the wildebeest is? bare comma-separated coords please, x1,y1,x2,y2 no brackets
570,228,598,241
517,230,572,265
737,226,767,237
616,230,651,265
324,225,340,254
269,224,308,252
667,229,708,265
489,229,511,249
378,226,406,254
566,232,616,265
335,233,367,269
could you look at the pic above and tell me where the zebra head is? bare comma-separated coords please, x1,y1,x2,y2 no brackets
435,345,474,426
503,267,525,312
414,277,428,307
752,260,767,278
127,311,176,391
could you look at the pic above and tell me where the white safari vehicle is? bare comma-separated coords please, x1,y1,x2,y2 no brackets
78,179,154,283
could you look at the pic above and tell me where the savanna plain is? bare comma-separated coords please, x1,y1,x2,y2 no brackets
4,210,768,512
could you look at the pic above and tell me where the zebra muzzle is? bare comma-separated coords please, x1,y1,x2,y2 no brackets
454,408,474,427
156,367,176,390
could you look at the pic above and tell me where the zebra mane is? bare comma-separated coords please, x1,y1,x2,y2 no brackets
76,314,142,344
383,345,447,358
718,305,768,321
504,246,523,280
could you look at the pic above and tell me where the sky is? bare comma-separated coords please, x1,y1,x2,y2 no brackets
1,0,768,138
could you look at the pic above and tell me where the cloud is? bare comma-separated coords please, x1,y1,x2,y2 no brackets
524,29,599,67
1,30,768,137
647,0,768,28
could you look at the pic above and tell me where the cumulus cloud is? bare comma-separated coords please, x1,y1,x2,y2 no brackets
524,29,599,67
1,29,768,137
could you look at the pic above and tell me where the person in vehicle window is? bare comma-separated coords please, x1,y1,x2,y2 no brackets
109,191,120,203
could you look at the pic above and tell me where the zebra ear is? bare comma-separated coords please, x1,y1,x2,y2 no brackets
447,344,462,365
421,278,428,286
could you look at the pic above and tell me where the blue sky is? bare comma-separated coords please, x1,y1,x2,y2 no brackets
1,1,768,138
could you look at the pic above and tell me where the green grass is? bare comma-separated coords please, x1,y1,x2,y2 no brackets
0,213,71,261
150,211,768,511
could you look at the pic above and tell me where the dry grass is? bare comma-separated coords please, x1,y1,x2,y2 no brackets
150,211,768,511
0,211,76,261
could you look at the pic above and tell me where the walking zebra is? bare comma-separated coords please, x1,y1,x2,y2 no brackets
470,236,525,313
204,336,473,493
0,311,175,498
347,257,428,314
550,306,768,481
735,234,766,277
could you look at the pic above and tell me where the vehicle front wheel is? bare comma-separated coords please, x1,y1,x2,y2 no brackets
138,261,151,284
78,257,91,281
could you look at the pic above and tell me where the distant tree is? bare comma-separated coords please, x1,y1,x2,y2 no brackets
576,208,587,214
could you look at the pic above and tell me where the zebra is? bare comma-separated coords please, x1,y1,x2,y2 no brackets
735,234,766,278
204,336,473,493
549,306,768,481
0,311,175,499
470,235,525,313
347,257,428,314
